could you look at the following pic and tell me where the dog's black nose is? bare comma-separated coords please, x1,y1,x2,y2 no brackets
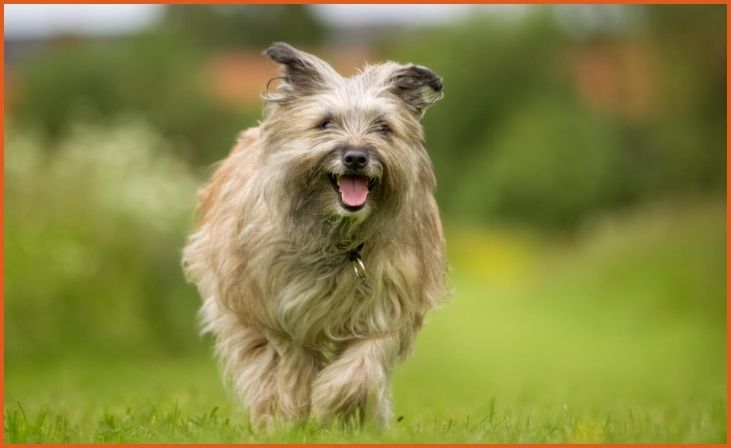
342,150,368,169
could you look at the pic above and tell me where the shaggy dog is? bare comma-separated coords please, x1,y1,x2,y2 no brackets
183,42,447,429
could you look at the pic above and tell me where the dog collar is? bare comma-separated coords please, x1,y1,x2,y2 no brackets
349,243,366,279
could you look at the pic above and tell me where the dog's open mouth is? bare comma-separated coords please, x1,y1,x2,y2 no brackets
328,174,376,211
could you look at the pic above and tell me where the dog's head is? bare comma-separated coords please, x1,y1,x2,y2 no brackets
260,42,443,229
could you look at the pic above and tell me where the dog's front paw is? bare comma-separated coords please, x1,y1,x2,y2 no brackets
311,356,391,427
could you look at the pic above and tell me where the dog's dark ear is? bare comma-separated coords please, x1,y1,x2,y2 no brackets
389,64,444,118
264,42,335,99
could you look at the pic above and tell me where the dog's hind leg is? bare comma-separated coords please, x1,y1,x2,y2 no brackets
311,334,399,428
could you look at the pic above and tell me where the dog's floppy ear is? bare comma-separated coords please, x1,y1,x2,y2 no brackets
264,42,336,100
388,64,444,118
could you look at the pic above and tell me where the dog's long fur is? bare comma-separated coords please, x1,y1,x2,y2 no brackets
182,42,447,429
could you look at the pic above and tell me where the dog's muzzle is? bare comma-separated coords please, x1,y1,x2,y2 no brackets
327,146,379,212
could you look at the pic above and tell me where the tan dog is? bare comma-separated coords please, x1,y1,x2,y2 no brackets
183,42,447,429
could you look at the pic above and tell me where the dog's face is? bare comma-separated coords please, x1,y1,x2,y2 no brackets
260,43,443,227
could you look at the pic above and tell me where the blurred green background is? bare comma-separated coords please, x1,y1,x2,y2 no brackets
4,5,726,442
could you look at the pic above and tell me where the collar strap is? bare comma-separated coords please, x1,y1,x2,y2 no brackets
348,242,365,261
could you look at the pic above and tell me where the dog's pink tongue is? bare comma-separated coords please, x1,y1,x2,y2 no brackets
339,175,369,207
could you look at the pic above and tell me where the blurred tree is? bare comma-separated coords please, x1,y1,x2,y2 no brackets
6,5,724,229
637,5,726,194
162,5,323,50
461,98,623,227
8,5,326,167
384,5,725,228
10,32,254,166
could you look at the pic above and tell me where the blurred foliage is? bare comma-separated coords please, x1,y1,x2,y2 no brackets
8,5,725,227
5,119,202,363
385,5,725,227
163,5,323,50
9,6,321,168
11,32,250,166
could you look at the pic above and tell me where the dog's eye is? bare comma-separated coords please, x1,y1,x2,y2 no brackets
374,121,392,135
318,118,335,130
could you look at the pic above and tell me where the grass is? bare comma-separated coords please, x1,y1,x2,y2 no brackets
4,198,726,443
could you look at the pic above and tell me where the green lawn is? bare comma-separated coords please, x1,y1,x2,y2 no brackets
5,198,726,443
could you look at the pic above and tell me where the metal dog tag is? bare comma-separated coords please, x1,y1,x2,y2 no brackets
352,256,367,279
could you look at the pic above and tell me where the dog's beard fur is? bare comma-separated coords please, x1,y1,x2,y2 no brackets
183,42,447,430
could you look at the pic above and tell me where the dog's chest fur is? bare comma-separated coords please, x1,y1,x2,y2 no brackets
261,235,420,350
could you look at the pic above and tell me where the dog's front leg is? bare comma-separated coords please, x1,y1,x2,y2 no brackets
270,341,321,423
311,334,399,428
214,323,280,431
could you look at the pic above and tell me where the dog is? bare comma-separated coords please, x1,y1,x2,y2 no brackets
182,42,447,429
